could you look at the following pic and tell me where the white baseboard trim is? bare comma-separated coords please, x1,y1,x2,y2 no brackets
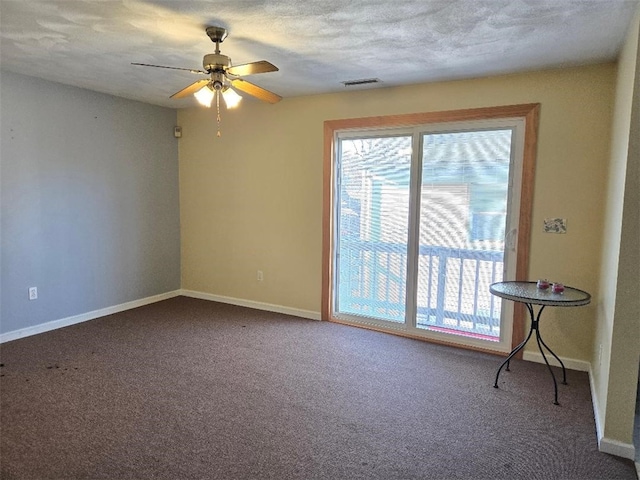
598,437,636,460
589,365,606,451
524,352,636,459
179,289,321,321
522,350,590,372
0,290,181,344
524,357,636,460
588,365,636,460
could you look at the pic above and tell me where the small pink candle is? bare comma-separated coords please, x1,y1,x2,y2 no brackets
552,283,565,293
537,279,550,290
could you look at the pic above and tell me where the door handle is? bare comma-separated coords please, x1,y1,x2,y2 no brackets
505,228,517,251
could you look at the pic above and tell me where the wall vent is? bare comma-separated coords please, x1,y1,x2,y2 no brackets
341,78,381,87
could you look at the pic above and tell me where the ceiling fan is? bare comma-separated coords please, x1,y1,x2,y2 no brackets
133,26,281,115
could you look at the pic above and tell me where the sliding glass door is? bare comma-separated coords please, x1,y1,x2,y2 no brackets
332,118,526,351
335,134,412,323
415,129,515,341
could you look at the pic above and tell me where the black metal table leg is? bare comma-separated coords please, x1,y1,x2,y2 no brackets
538,334,567,385
535,326,560,405
494,326,533,387
489,281,591,407
494,303,565,405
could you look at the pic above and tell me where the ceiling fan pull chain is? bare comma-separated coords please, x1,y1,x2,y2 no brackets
216,90,222,137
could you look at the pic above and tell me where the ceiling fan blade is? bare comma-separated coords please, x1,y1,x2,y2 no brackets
132,63,207,75
170,79,210,99
226,61,279,77
231,79,281,104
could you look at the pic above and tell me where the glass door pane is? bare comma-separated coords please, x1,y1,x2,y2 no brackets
416,129,512,340
335,135,412,324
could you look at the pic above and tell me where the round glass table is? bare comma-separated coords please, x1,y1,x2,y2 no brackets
490,281,591,405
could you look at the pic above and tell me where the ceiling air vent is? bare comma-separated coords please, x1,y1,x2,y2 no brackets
341,78,381,87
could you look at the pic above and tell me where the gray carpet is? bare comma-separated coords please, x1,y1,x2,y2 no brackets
0,296,636,479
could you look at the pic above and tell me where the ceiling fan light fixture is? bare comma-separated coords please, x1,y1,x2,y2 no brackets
136,26,281,136
194,85,214,107
222,87,242,109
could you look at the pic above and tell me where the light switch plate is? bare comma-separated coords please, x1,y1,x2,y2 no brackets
543,218,567,234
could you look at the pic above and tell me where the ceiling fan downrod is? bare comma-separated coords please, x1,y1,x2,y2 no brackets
206,26,228,55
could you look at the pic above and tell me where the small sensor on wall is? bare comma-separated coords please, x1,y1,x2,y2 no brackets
174,126,182,138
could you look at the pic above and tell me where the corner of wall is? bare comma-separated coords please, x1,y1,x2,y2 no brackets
591,5,640,458
589,363,636,460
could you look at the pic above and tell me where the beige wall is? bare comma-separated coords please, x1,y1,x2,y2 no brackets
593,8,640,452
178,64,616,363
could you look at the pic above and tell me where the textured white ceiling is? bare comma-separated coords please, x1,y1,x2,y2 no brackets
1,0,638,108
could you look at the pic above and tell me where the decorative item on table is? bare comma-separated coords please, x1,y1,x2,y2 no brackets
552,283,565,293
537,279,550,290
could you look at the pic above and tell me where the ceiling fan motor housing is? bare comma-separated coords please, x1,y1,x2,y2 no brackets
203,53,230,72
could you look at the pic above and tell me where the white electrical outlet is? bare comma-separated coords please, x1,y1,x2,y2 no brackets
28,287,38,300
257,270,264,282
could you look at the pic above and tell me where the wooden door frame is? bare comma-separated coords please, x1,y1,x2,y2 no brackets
322,103,540,357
